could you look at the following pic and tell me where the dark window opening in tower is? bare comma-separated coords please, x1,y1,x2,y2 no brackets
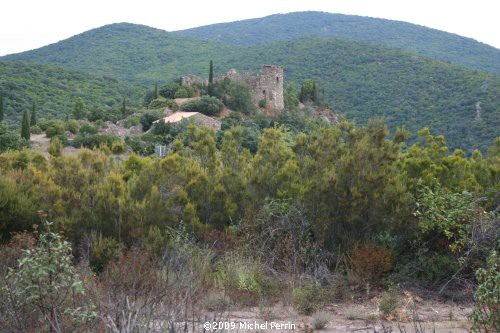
276,77,279,84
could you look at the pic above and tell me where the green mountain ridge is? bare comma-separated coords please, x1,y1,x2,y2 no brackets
1,22,498,152
0,61,142,124
176,11,500,75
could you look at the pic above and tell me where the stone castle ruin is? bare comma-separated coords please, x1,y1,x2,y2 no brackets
182,64,284,110
218,65,284,110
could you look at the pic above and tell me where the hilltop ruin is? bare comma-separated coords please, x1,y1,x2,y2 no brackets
182,64,284,111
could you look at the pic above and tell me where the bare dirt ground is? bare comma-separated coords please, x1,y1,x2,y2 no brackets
30,134,81,156
209,300,472,332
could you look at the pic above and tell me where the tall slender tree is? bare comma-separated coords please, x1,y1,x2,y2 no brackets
21,110,30,140
0,93,4,122
121,98,127,115
312,81,318,105
30,101,37,126
208,60,214,96
153,82,158,100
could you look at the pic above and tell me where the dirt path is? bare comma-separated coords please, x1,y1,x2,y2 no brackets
209,300,471,332
30,133,81,156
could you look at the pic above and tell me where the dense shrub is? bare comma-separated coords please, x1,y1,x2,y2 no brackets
125,115,140,128
65,119,80,134
140,111,164,131
48,137,63,157
79,123,98,135
72,133,120,149
159,82,181,99
291,279,324,315
89,235,124,273
0,123,28,152
181,96,224,116
349,243,393,282
174,87,188,98
45,121,65,138
111,140,126,154
213,78,254,115
0,175,37,240
470,251,500,333
0,223,96,332
29,125,42,134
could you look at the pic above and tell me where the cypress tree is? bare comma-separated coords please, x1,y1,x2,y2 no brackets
312,81,318,104
0,93,3,122
208,60,214,96
154,82,158,99
30,101,37,126
209,60,214,85
21,110,30,140
121,98,126,115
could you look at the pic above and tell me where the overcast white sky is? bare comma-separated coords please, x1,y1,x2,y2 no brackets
1,0,499,56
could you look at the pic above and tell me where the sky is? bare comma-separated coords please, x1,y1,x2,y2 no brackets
1,0,499,56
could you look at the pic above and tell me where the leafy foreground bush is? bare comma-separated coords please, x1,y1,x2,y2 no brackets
0,224,223,333
470,250,500,333
0,222,96,332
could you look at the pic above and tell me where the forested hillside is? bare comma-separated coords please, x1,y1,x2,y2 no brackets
228,38,500,153
1,23,223,83
2,23,498,152
177,11,500,74
0,61,143,124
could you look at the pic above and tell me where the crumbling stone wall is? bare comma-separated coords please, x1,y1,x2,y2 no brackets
217,65,284,110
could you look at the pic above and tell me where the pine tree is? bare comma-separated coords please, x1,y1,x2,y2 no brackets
21,110,30,140
0,93,4,122
30,101,37,126
208,60,214,96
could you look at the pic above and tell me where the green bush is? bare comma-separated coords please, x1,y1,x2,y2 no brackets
291,279,323,315
79,123,98,135
214,254,264,306
140,111,164,131
0,222,96,331
65,119,80,134
181,96,223,116
45,121,65,138
89,234,124,273
378,285,400,318
148,97,170,109
30,125,42,134
174,87,188,98
213,78,255,115
72,133,119,149
111,140,126,154
470,250,500,332
125,115,140,128
48,137,63,157
159,82,180,99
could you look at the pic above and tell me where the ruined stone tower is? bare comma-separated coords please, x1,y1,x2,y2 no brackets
254,65,284,110
216,65,284,111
